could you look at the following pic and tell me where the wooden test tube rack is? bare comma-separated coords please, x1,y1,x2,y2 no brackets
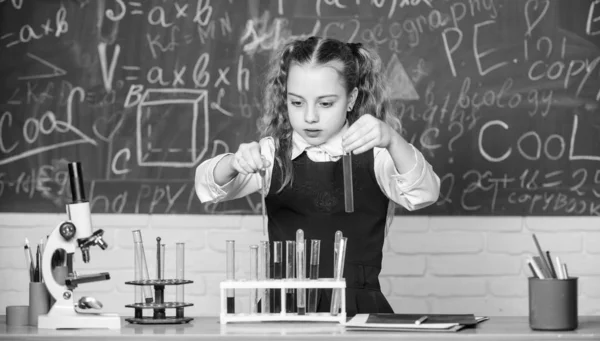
219,278,346,324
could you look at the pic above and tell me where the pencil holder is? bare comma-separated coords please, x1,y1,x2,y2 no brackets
28,282,50,326
528,277,578,331
6,305,29,326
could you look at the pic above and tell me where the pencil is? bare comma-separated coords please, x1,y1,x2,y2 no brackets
527,261,538,278
555,256,564,279
545,250,557,278
25,238,34,282
528,258,545,279
23,242,32,282
532,234,553,278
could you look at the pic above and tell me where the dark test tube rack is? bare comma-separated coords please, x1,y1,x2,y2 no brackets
124,279,194,324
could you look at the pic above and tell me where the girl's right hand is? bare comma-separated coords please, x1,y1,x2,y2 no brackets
229,141,271,175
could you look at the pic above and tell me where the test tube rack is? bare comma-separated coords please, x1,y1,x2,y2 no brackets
124,279,194,324
219,278,346,324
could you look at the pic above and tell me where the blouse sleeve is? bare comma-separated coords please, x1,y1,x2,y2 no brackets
194,137,275,203
373,145,440,211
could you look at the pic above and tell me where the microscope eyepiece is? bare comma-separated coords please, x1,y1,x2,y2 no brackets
68,162,87,203
97,238,108,250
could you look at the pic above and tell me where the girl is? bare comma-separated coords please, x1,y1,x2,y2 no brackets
195,36,440,316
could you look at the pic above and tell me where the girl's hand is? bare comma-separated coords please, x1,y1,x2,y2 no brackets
229,141,271,175
342,114,398,154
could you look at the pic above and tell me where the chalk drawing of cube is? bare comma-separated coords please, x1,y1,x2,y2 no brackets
137,88,209,168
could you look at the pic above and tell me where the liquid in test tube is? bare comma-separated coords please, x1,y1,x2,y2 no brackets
175,243,185,318
260,241,270,314
296,229,306,315
342,153,354,213
250,245,259,314
132,230,153,303
285,241,296,313
273,241,282,313
308,239,321,313
226,240,235,313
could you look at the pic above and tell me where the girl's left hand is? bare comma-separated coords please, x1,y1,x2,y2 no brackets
342,114,398,154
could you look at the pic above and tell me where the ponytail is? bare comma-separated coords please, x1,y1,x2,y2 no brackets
347,43,402,133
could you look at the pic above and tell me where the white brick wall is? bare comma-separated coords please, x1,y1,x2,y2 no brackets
1,213,599,317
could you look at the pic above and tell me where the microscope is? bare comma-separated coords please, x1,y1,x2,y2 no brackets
38,162,121,329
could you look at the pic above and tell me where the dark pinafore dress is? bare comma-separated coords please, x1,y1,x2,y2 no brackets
265,150,394,317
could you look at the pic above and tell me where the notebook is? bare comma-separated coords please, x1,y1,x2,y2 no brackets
345,314,489,332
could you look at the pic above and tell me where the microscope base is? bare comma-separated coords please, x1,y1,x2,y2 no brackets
38,313,121,330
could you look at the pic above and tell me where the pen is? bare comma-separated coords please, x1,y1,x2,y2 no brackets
545,250,557,278
415,316,428,325
35,244,41,282
24,239,33,282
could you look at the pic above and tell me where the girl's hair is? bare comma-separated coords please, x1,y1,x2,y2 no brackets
259,36,401,193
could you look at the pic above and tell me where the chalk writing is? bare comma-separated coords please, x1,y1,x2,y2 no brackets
587,0,600,35
3,4,68,48
1,0,599,216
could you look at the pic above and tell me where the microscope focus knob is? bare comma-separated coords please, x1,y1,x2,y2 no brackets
59,222,77,240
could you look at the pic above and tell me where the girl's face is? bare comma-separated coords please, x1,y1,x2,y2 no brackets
286,62,356,146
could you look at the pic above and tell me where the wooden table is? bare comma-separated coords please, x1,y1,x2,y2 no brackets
1,316,599,340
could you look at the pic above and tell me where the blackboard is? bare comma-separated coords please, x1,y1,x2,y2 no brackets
1,0,599,215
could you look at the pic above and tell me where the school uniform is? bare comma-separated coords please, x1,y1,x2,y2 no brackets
195,124,440,316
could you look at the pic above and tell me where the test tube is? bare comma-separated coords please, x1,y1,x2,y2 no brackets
285,241,296,313
154,237,166,319
132,230,153,303
308,239,321,313
273,241,282,313
343,153,354,212
260,169,267,236
175,243,185,318
260,241,270,313
331,237,347,316
250,245,259,314
156,237,162,280
226,240,235,314
175,243,185,302
134,241,143,305
331,230,343,311
296,229,306,315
